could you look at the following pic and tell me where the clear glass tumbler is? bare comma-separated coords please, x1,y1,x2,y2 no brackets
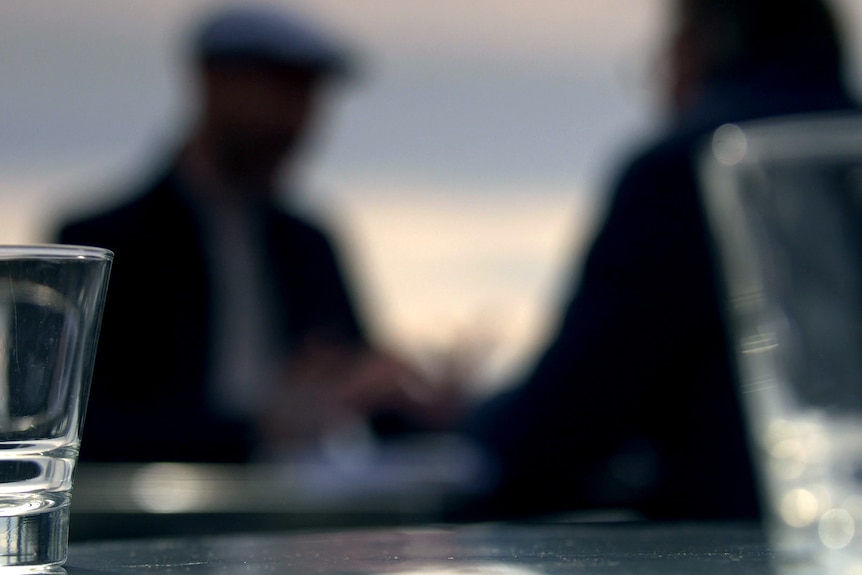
701,113,862,575
0,245,111,572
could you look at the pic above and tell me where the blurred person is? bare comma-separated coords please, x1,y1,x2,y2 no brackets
55,5,460,463
458,0,859,522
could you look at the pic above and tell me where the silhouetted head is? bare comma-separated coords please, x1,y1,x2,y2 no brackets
187,5,352,194
664,0,846,116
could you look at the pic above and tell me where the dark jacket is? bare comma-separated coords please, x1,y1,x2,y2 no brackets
57,162,366,462
462,70,859,521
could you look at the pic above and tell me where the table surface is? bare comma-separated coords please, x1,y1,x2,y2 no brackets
68,438,489,541
64,521,773,575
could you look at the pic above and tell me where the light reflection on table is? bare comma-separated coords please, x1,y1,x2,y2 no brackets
64,521,772,575
70,434,489,541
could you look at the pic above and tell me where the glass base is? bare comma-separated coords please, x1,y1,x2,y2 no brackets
0,505,68,573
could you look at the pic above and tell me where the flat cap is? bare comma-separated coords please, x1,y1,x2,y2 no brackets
193,4,352,76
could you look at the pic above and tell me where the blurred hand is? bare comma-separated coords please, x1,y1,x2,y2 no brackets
257,338,470,455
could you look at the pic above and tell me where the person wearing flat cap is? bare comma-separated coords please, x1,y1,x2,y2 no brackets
56,5,459,463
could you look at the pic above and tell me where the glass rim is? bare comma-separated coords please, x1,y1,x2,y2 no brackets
0,244,113,261
707,111,862,167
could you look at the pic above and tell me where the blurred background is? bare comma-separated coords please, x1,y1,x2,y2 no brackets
3,0,862,397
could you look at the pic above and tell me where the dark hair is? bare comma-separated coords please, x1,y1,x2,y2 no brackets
677,0,845,83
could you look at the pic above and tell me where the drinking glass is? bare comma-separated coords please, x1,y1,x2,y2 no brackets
701,113,862,575
0,245,111,572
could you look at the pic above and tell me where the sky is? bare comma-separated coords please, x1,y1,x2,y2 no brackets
0,2,662,192
2,1,861,391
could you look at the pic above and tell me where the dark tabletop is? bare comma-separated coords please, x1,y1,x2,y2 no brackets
64,521,773,575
